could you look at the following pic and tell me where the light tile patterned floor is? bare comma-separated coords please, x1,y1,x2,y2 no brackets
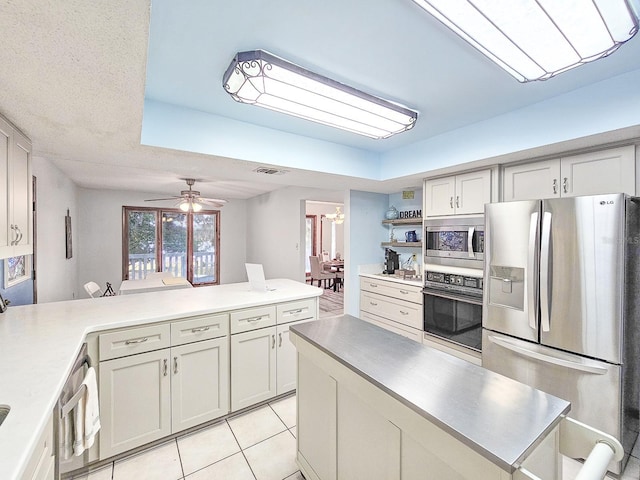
72,394,300,480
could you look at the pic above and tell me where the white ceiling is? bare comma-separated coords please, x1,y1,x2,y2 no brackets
1,0,639,200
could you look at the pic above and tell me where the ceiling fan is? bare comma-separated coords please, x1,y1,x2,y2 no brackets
145,178,227,212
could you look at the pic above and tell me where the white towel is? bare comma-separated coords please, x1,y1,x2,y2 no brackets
73,367,101,456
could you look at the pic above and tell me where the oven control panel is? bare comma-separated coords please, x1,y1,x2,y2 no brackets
424,271,483,296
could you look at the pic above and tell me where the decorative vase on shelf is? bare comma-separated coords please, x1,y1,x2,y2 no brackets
385,206,399,220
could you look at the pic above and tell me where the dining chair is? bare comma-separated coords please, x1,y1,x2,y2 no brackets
84,281,103,298
309,256,336,289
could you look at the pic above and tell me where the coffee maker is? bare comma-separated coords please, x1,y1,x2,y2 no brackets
384,248,400,274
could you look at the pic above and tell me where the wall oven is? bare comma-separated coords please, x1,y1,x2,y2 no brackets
423,269,483,352
424,216,484,269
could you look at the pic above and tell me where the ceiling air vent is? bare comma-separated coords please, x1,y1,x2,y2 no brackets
254,167,288,175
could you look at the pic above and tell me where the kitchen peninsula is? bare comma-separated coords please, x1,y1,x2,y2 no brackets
290,316,571,480
0,279,321,480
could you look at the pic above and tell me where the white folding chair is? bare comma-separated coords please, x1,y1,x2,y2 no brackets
84,281,103,298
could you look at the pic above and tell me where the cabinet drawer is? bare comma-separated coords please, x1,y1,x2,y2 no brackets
360,278,422,304
360,312,423,343
360,291,422,330
230,305,277,334
171,313,229,346
99,324,170,361
277,298,317,324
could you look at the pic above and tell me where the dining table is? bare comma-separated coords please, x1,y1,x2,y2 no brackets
118,276,193,295
323,260,344,291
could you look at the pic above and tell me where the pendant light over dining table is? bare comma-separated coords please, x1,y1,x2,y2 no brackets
411,0,640,82
222,50,418,139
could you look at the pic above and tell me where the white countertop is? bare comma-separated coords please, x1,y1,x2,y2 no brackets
359,272,423,287
0,279,321,480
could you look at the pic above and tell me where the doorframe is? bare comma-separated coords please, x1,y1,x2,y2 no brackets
32,175,37,303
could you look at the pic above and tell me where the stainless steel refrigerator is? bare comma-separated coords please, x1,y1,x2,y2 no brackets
481,193,640,475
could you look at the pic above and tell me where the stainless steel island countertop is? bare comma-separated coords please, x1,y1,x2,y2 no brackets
290,315,571,472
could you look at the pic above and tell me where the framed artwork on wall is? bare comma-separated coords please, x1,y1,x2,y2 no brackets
65,209,72,259
4,255,31,288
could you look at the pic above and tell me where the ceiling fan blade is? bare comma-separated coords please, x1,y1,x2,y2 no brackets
144,196,181,201
199,197,228,204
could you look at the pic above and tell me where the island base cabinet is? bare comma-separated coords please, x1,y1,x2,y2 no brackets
293,333,561,480
337,388,401,480
171,337,229,433
231,327,276,412
99,349,171,459
297,355,337,480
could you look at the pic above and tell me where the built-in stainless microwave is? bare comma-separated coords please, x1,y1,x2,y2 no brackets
424,216,484,268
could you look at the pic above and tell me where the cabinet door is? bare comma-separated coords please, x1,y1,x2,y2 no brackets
231,327,276,411
424,177,455,216
276,319,312,394
455,170,491,214
171,337,230,433
10,129,32,255
503,159,561,201
0,118,10,255
297,354,337,480
99,349,171,459
561,146,635,197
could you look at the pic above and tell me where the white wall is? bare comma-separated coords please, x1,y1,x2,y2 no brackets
76,188,247,297
246,187,344,282
32,157,79,303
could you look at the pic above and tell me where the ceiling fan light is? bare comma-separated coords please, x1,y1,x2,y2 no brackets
223,50,418,139
179,201,190,212
411,0,640,82
192,202,203,212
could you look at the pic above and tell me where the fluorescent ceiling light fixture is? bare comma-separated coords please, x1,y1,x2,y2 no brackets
411,0,640,82
222,50,418,139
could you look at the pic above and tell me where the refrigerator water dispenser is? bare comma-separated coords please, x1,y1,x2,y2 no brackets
488,266,524,310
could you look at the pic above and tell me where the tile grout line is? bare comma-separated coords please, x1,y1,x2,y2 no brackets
173,438,185,480
226,419,258,480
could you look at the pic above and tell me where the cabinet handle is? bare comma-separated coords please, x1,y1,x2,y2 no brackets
399,290,409,295
563,177,568,193
287,309,303,315
15,226,22,245
163,359,168,376
369,283,378,288
279,332,283,347
125,337,148,345
456,196,460,208
248,316,263,323
552,179,558,194
174,356,178,374
191,326,210,333
9,225,16,246
450,197,454,209
370,301,378,306
400,310,409,315
272,334,276,349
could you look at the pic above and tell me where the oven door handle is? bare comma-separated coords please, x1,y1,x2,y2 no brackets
423,289,483,306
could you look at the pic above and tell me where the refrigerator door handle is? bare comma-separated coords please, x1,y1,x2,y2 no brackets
468,226,475,258
527,212,539,330
487,335,608,375
540,211,552,332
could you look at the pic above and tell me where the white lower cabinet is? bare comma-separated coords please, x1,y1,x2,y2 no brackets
231,299,317,411
21,413,54,480
359,277,423,342
171,337,229,432
231,327,277,412
99,349,171,459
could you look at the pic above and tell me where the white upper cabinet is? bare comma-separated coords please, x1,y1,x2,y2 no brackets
425,170,491,216
0,114,32,259
503,146,635,201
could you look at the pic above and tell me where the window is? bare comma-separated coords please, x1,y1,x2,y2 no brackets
123,206,220,285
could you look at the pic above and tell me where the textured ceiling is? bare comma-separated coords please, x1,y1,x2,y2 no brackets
0,0,639,200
